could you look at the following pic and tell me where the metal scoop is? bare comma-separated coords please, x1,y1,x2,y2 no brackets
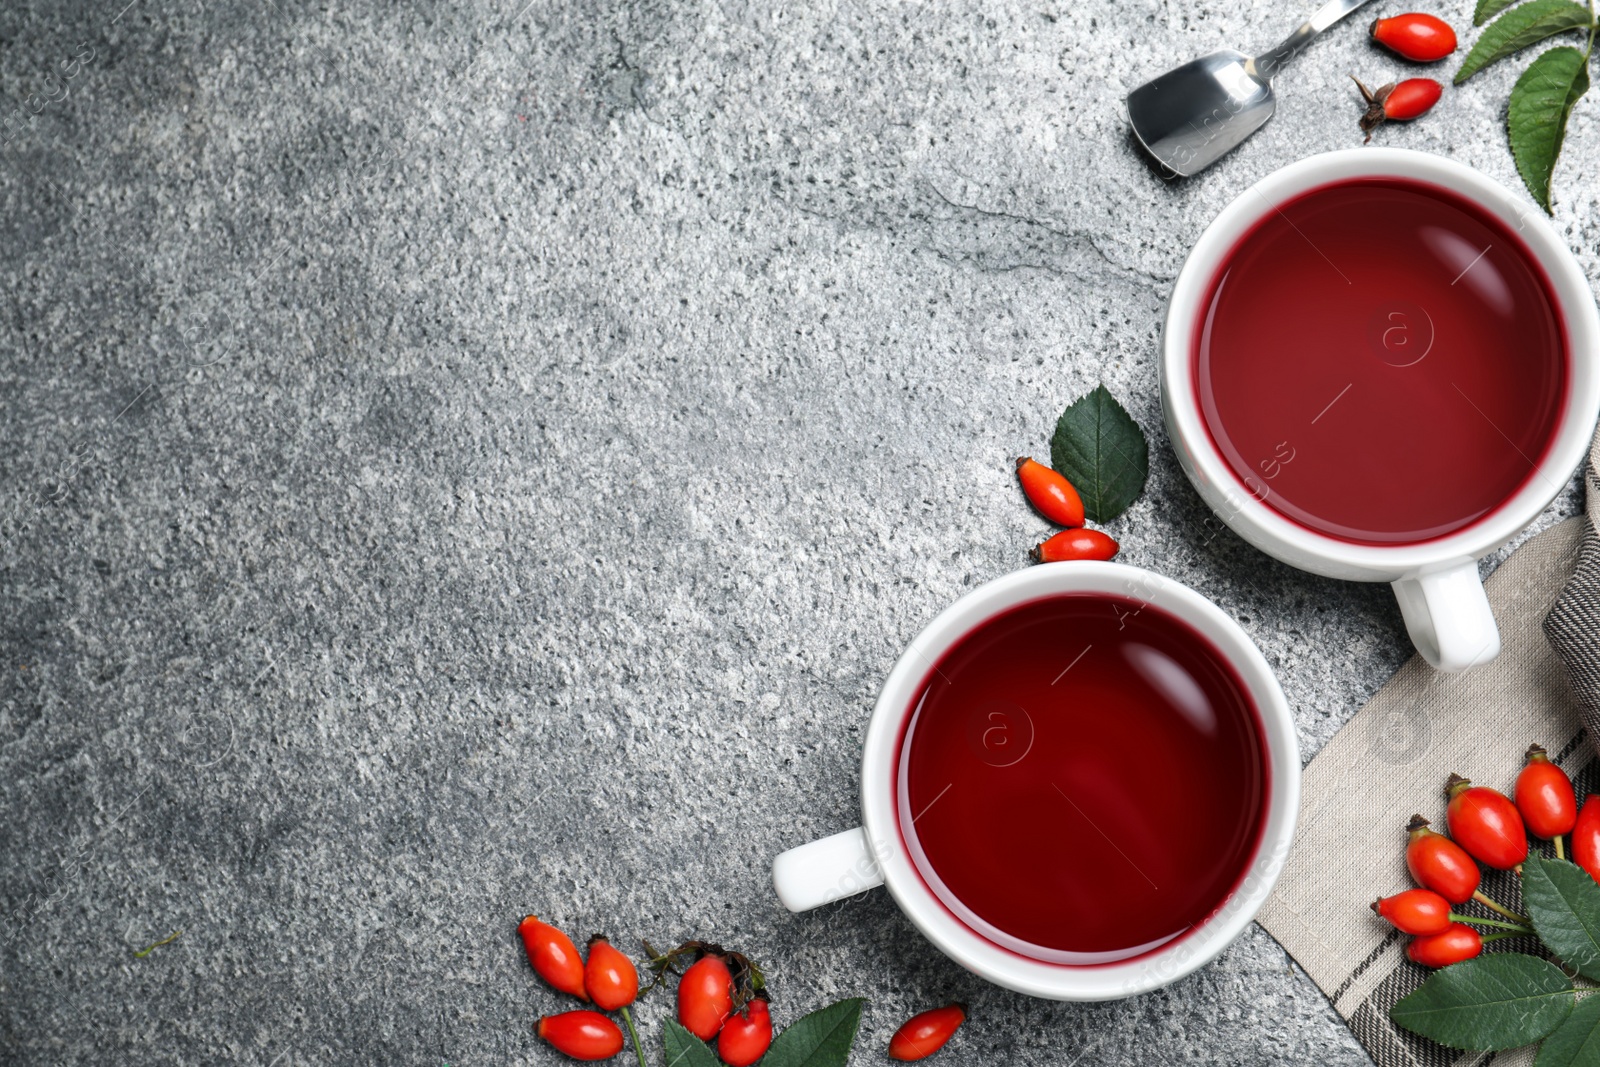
1127,0,1376,176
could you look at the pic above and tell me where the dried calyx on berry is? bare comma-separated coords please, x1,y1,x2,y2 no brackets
1354,77,1393,140
642,939,768,1010
1352,75,1442,142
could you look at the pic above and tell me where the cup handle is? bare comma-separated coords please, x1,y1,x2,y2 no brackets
1391,559,1501,672
771,827,885,913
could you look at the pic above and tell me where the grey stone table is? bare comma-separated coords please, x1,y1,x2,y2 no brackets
3,1,1596,1063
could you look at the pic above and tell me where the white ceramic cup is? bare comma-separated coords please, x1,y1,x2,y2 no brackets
1162,147,1600,672
770,562,1299,1001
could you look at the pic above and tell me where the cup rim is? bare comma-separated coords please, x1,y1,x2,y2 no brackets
1161,147,1600,575
858,562,1299,1000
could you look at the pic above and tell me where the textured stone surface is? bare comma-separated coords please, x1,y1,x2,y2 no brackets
1,1,1595,1064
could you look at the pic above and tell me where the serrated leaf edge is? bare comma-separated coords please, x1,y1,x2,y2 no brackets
663,1020,721,1067
1390,953,1574,1050
761,998,866,1067
1534,993,1600,1067
1507,45,1590,212
1048,385,1149,525
1455,0,1592,83
1524,856,1600,980
1477,0,1530,26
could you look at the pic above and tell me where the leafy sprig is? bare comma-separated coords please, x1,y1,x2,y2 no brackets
1391,952,1573,1050
1457,0,1599,212
1392,856,1600,1055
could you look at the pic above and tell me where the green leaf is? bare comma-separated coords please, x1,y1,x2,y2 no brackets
1455,0,1592,83
663,1021,721,1067
1476,0,1529,26
1525,856,1600,979
1049,385,1149,524
1508,45,1590,213
761,998,866,1067
1537,994,1600,1067
1390,953,1574,1050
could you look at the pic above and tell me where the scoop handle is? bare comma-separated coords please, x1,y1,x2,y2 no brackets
1257,0,1377,75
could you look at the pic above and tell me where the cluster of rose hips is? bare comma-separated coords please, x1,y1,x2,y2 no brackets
1370,745,1600,968
519,917,773,1065
519,915,969,1062
520,916,650,1062
644,940,773,1065
1015,458,1119,563
1354,14,1456,142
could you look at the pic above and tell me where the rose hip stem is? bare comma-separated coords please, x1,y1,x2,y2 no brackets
1472,891,1529,925
1448,914,1534,933
1481,930,1532,944
620,1006,645,1067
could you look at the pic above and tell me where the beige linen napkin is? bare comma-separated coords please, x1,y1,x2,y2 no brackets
1257,516,1591,1067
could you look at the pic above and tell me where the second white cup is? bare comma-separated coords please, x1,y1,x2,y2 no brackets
1161,148,1600,671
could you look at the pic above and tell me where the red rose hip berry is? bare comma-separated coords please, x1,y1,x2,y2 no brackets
1382,78,1443,118
583,936,639,1011
1406,923,1482,968
1015,457,1085,528
1030,528,1118,563
1371,889,1452,936
1354,77,1442,141
1445,773,1528,870
1515,743,1577,850
1371,14,1457,61
677,954,734,1041
889,1003,967,1061
716,998,773,1067
1404,816,1480,904
537,1010,624,1061
519,915,589,1000
1573,795,1600,882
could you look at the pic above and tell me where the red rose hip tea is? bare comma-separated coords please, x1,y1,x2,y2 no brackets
1194,178,1568,544
896,593,1268,963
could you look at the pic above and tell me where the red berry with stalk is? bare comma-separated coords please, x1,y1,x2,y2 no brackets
537,1010,625,1061
1015,457,1085,528
1371,889,1452,935
584,937,638,1011
1406,924,1483,968
1572,795,1600,883
716,998,773,1067
1370,14,1457,62
519,915,589,1001
1373,886,1534,940
1353,76,1442,141
1405,816,1526,924
1446,773,1528,871
889,1004,967,1061
584,936,646,1067
1515,744,1577,857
